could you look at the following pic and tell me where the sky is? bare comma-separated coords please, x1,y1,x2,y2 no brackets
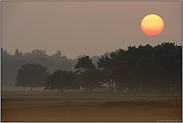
1,1,182,59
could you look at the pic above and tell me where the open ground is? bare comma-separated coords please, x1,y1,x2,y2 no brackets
1,90,182,122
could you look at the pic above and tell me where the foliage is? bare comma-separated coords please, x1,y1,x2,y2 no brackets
2,58,13,87
32,57,58,73
1,48,73,87
110,64,132,93
15,63,49,90
58,61,73,71
107,42,182,93
75,56,96,73
97,55,114,92
133,59,163,90
79,69,104,92
45,70,79,92
75,56,104,92
97,55,112,70
2,42,182,94
13,49,24,60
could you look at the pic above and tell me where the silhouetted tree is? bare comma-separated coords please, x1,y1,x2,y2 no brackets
15,63,49,91
75,56,96,74
137,44,153,59
110,64,132,93
80,69,104,92
97,55,114,92
10,60,28,86
133,58,163,93
90,55,101,66
152,42,182,92
112,48,138,70
14,49,23,60
1,48,12,60
45,70,79,93
2,42,181,94
75,56,103,92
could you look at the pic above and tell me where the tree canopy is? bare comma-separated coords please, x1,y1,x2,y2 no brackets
110,64,132,93
45,70,79,92
75,55,96,73
99,42,182,93
2,42,182,94
80,68,104,92
15,63,49,90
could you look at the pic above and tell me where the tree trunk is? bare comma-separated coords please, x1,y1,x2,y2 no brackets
109,81,114,93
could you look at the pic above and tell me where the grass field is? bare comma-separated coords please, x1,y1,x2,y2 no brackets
1,90,182,122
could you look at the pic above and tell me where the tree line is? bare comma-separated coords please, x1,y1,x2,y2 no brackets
2,48,101,87
14,42,182,93
97,42,182,93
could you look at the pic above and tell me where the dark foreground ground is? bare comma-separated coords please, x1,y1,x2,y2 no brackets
1,90,182,122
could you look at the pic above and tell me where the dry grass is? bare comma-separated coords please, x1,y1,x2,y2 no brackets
1,91,182,122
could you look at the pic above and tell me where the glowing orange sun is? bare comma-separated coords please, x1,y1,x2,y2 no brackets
141,14,164,36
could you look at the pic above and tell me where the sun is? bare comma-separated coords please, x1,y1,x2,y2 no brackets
141,14,164,36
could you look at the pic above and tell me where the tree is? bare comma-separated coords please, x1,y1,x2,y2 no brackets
45,70,79,93
31,49,48,58
32,57,58,73
152,42,182,92
112,48,139,70
2,48,12,60
133,58,162,93
137,44,153,59
110,64,132,93
97,55,114,92
50,50,62,64
2,58,13,87
97,55,112,70
14,49,23,60
75,56,96,74
15,63,49,91
80,69,104,92
58,61,73,71
9,59,28,87
75,56,103,92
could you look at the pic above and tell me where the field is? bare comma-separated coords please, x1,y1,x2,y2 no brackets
1,90,182,122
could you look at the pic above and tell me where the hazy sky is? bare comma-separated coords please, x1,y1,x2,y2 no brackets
2,1,182,59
